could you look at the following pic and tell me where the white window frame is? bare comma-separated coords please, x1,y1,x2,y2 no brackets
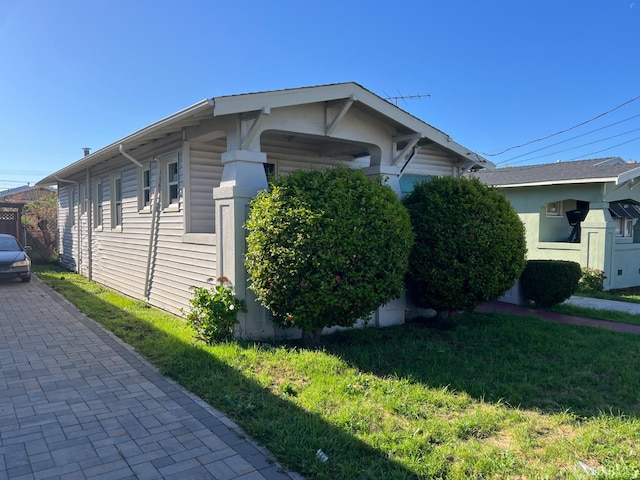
616,217,634,237
162,153,180,210
68,187,75,226
79,183,86,215
94,180,103,229
546,201,563,217
111,173,123,229
138,165,152,212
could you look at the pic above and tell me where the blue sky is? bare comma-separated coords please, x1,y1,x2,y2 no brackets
1,0,639,190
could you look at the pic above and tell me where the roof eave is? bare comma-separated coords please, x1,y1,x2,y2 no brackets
37,99,213,186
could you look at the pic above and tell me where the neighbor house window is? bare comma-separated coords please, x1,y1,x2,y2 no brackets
139,166,151,210
111,174,122,228
95,181,103,227
616,218,634,237
546,201,563,217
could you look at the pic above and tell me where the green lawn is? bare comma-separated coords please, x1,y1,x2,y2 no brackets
34,265,640,479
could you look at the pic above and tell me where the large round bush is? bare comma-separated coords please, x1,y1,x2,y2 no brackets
245,166,414,338
403,176,526,315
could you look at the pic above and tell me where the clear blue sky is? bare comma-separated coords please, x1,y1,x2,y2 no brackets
1,0,639,190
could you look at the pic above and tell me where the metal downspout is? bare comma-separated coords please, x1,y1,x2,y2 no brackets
117,145,158,300
86,169,92,280
144,159,161,301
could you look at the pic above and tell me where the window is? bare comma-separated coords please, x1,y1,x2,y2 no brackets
143,168,151,207
168,161,179,206
95,181,103,227
139,166,151,210
160,152,180,210
616,217,634,237
111,174,122,228
68,187,75,225
546,201,563,217
79,183,86,215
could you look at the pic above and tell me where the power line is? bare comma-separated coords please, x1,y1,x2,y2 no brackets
499,126,640,165
497,113,640,165
568,135,640,161
483,94,640,156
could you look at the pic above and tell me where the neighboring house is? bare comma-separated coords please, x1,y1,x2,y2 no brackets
0,185,54,243
38,82,490,339
470,157,640,291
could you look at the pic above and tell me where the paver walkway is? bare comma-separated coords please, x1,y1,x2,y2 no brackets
0,276,302,480
476,298,640,334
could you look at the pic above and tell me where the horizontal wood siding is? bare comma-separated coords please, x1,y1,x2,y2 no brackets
188,143,223,233
80,137,217,316
264,144,370,177
404,148,457,177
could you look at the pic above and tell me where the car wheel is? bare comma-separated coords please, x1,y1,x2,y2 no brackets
21,275,31,283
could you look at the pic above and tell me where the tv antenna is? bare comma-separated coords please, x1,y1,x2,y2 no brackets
383,91,431,106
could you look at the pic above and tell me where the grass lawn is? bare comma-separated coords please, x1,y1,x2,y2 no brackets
551,303,640,327
34,265,640,479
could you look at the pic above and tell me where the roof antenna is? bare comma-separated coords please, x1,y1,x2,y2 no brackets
384,92,431,106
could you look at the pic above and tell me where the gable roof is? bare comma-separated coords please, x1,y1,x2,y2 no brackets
0,185,54,202
470,157,640,188
38,82,490,186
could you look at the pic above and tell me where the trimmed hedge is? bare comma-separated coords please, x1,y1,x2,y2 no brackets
403,176,527,315
245,166,414,336
520,260,582,308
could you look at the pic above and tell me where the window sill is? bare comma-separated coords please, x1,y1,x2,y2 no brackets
163,205,181,213
111,226,123,233
182,233,215,245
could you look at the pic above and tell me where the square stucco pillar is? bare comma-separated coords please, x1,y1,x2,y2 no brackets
580,203,616,290
364,164,406,328
213,149,275,339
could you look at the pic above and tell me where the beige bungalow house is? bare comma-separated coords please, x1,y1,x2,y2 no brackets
471,157,640,291
38,82,490,339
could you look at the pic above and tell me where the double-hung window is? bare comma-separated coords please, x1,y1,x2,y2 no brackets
95,181,103,228
616,217,633,237
167,161,179,206
161,153,180,210
111,174,122,228
139,166,151,211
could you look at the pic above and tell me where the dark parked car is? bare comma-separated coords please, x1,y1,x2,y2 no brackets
0,234,31,282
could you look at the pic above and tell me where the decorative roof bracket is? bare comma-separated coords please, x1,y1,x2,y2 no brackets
393,133,421,168
241,107,270,150
325,95,354,136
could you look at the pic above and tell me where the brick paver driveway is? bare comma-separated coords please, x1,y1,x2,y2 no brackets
0,276,301,480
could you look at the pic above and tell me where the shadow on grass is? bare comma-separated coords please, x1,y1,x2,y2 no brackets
322,311,640,418
32,271,418,480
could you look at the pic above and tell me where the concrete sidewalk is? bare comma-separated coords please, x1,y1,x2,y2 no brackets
0,276,302,480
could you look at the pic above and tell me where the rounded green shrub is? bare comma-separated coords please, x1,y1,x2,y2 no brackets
403,176,527,316
245,166,414,339
520,260,582,308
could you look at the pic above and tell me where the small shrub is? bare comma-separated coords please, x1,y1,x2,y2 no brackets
578,267,606,293
185,276,247,344
520,260,581,308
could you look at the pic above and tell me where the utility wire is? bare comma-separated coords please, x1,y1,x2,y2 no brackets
568,135,640,161
496,113,640,165
498,126,640,165
483,94,640,156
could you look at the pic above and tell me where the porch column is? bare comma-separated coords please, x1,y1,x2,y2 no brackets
213,149,274,339
580,203,616,290
364,165,402,196
364,164,406,327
